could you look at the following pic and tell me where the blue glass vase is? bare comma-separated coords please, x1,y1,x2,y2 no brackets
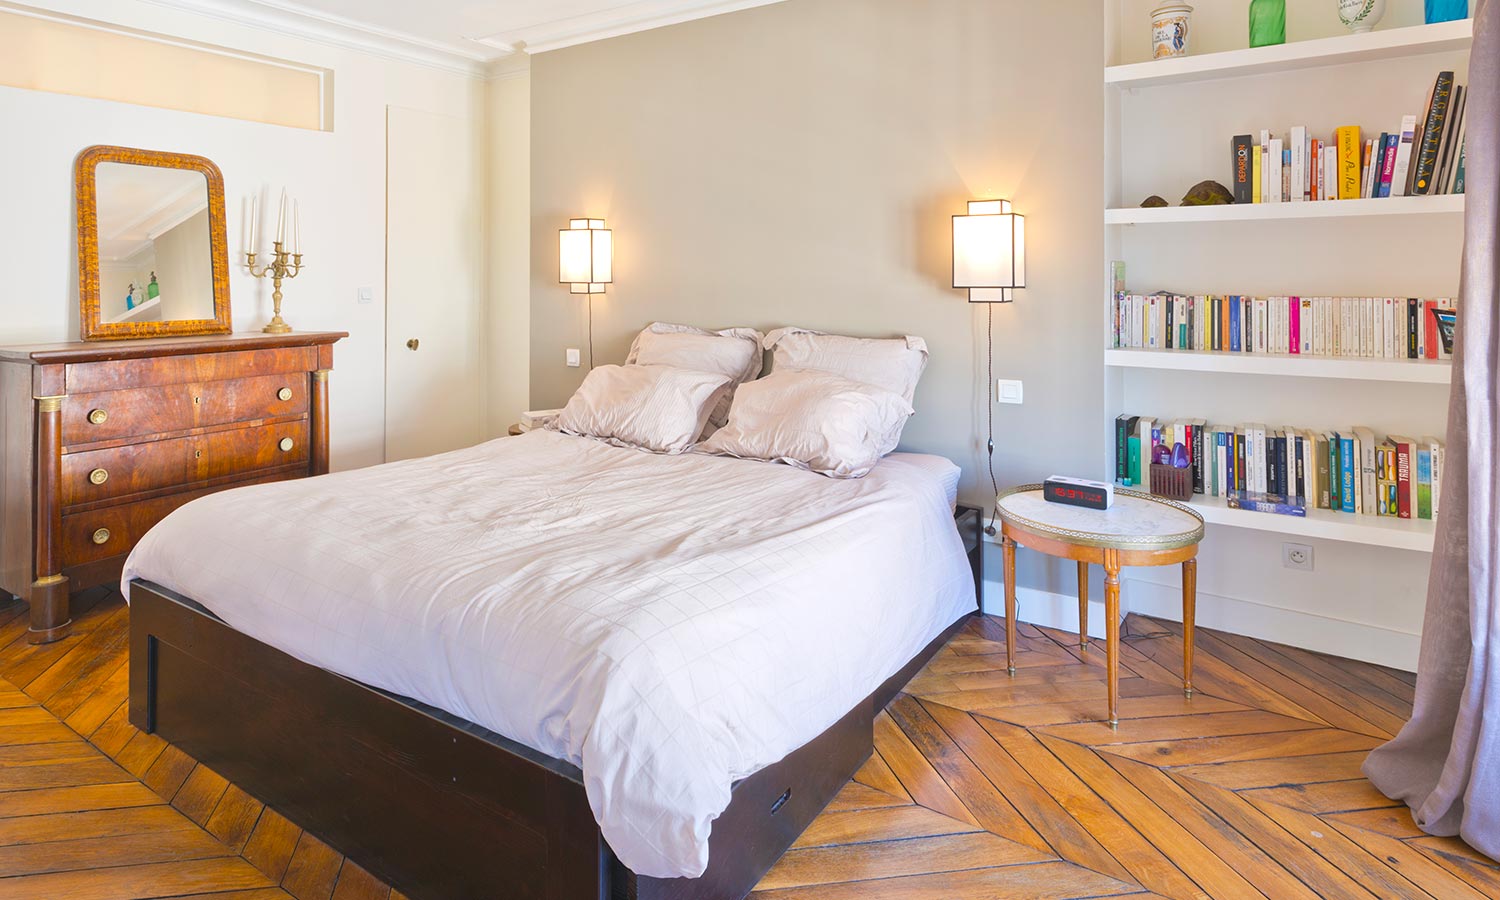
1425,0,1467,23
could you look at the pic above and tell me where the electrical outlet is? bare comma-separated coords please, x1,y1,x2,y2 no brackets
1282,542,1314,572
996,380,1024,405
357,286,374,304
566,348,581,368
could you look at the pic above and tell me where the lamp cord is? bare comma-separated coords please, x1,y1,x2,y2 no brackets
985,301,999,537
587,293,595,371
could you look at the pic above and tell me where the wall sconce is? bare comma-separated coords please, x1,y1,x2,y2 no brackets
953,199,1025,303
953,198,1026,535
559,217,613,369
559,218,613,294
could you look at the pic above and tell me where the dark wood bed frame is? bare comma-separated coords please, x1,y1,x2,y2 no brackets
128,507,985,900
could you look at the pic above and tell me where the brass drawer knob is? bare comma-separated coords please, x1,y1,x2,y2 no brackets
92,528,110,545
277,387,293,401
88,408,108,425
89,468,109,485
279,437,294,452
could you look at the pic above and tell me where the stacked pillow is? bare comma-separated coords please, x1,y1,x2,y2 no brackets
555,324,929,478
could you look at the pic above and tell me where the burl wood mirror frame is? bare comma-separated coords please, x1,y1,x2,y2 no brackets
76,145,233,341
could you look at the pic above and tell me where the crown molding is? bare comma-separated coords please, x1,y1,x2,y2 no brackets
475,0,789,55
135,0,497,77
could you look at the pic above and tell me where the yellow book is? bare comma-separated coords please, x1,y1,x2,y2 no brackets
1337,126,1362,200
1252,148,1263,203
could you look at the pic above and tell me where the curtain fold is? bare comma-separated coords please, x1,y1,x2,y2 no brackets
1362,0,1500,858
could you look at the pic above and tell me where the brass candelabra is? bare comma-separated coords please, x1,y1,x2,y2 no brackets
246,241,303,334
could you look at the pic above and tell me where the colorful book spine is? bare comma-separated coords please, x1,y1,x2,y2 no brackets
1336,126,1362,200
1339,433,1356,513
1414,72,1456,194
1226,492,1307,517
1417,447,1433,520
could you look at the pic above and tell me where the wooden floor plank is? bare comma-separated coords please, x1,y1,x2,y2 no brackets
758,831,1051,891
871,710,979,827
1242,779,1403,816
1099,728,1383,767
1323,812,1491,900
0,856,275,900
790,805,980,850
0,782,161,819
0,826,233,879
1408,836,1500,896
1173,751,1372,792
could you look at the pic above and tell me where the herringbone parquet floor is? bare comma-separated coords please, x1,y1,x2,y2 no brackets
0,588,1494,899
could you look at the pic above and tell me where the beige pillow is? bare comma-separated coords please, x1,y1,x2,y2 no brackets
556,365,732,455
763,328,928,404
626,323,764,433
698,369,914,478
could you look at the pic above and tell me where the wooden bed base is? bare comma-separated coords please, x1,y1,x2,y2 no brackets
127,508,984,900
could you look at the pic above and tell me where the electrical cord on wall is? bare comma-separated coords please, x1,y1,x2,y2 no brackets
985,301,999,538
588,294,595,370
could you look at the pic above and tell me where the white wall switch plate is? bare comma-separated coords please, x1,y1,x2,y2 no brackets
357,286,374,304
1283,542,1314,572
996,380,1024,404
566,348,581,368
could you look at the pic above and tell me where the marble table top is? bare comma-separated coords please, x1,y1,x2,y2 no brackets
996,484,1205,551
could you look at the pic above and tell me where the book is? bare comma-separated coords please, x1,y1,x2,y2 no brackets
1268,138,1284,203
1137,417,1156,492
1188,417,1206,493
1315,432,1331,509
1290,126,1306,202
1435,84,1465,194
1252,146,1264,204
1115,414,1139,482
1391,114,1418,197
1444,90,1469,194
1128,437,1142,487
1424,435,1444,518
1414,71,1456,194
1355,426,1377,515
1377,132,1399,197
1391,435,1415,519
1227,491,1307,517
1327,431,1342,512
1336,126,1362,199
1338,432,1356,513
1416,444,1433,520
1233,135,1254,203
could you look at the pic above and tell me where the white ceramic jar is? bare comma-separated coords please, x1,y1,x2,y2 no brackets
1151,4,1194,59
1338,0,1387,33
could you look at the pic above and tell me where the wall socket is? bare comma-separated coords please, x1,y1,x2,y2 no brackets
996,380,1024,404
566,348,581,368
1282,542,1314,572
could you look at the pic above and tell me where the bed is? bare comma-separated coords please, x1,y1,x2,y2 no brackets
124,429,981,899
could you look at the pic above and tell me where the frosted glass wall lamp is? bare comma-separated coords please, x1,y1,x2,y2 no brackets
953,199,1025,303
559,217,613,369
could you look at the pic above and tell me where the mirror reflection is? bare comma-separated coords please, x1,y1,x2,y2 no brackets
94,162,215,325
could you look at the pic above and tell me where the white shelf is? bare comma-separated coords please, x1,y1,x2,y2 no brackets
104,295,161,324
1105,349,1451,384
1106,194,1464,225
1187,495,1435,552
1106,20,1472,89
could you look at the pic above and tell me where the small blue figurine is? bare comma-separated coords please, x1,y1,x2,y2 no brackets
1425,0,1468,24
125,284,136,310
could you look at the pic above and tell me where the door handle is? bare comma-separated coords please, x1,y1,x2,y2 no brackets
406,339,420,351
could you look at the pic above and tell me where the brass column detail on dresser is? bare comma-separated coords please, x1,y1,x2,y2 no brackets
29,395,70,643
310,369,331,477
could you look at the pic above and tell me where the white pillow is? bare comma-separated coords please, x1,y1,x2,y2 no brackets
556,365,732,455
625,323,764,433
763,328,928,404
698,369,914,478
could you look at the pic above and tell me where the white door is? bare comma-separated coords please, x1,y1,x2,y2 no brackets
385,106,482,461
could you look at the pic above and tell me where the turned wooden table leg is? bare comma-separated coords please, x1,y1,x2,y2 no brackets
1104,550,1121,728
1002,534,1017,676
1077,561,1089,652
28,395,70,644
1183,556,1197,697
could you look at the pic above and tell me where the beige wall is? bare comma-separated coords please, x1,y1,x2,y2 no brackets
486,69,532,438
530,0,1106,594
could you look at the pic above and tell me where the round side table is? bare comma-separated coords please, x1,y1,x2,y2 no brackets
995,484,1205,727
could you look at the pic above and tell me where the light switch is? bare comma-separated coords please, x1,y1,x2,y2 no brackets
357,286,374,304
997,380,1024,404
566,348,581,368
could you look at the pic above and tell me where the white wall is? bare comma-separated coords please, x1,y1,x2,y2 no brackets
485,66,532,438
0,0,486,471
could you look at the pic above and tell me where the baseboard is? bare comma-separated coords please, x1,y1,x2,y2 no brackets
979,574,1106,640
1124,577,1419,673
980,573,1417,673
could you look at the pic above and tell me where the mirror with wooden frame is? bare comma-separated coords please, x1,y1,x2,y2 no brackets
75,145,232,341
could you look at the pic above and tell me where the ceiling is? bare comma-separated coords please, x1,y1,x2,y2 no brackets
194,0,788,65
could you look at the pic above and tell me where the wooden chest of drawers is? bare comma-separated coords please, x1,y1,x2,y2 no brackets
0,332,345,643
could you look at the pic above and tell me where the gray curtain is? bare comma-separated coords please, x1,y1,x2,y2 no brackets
1362,0,1500,858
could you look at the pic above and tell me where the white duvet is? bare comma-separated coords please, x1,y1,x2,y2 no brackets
122,430,975,878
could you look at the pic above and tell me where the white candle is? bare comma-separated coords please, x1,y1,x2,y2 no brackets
247,193,258,256
293,200,301,255
276,189,287,246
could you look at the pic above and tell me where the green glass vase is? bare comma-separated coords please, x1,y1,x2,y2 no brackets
1249,0,1286,47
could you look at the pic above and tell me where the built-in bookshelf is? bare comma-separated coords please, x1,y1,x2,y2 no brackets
1104,15,1466,553
1105,18,1472,88
1106,193,1463,225
1105,349,1452,384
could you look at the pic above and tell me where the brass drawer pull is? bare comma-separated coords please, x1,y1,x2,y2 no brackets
89,468,109,485
277,387,293,401
88,408,108,425
279,437,294,452
92,528,111,545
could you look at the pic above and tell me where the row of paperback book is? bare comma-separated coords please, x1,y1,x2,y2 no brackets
1114,416,1443,521
1110,294,1455,360
1231,71,1468,203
